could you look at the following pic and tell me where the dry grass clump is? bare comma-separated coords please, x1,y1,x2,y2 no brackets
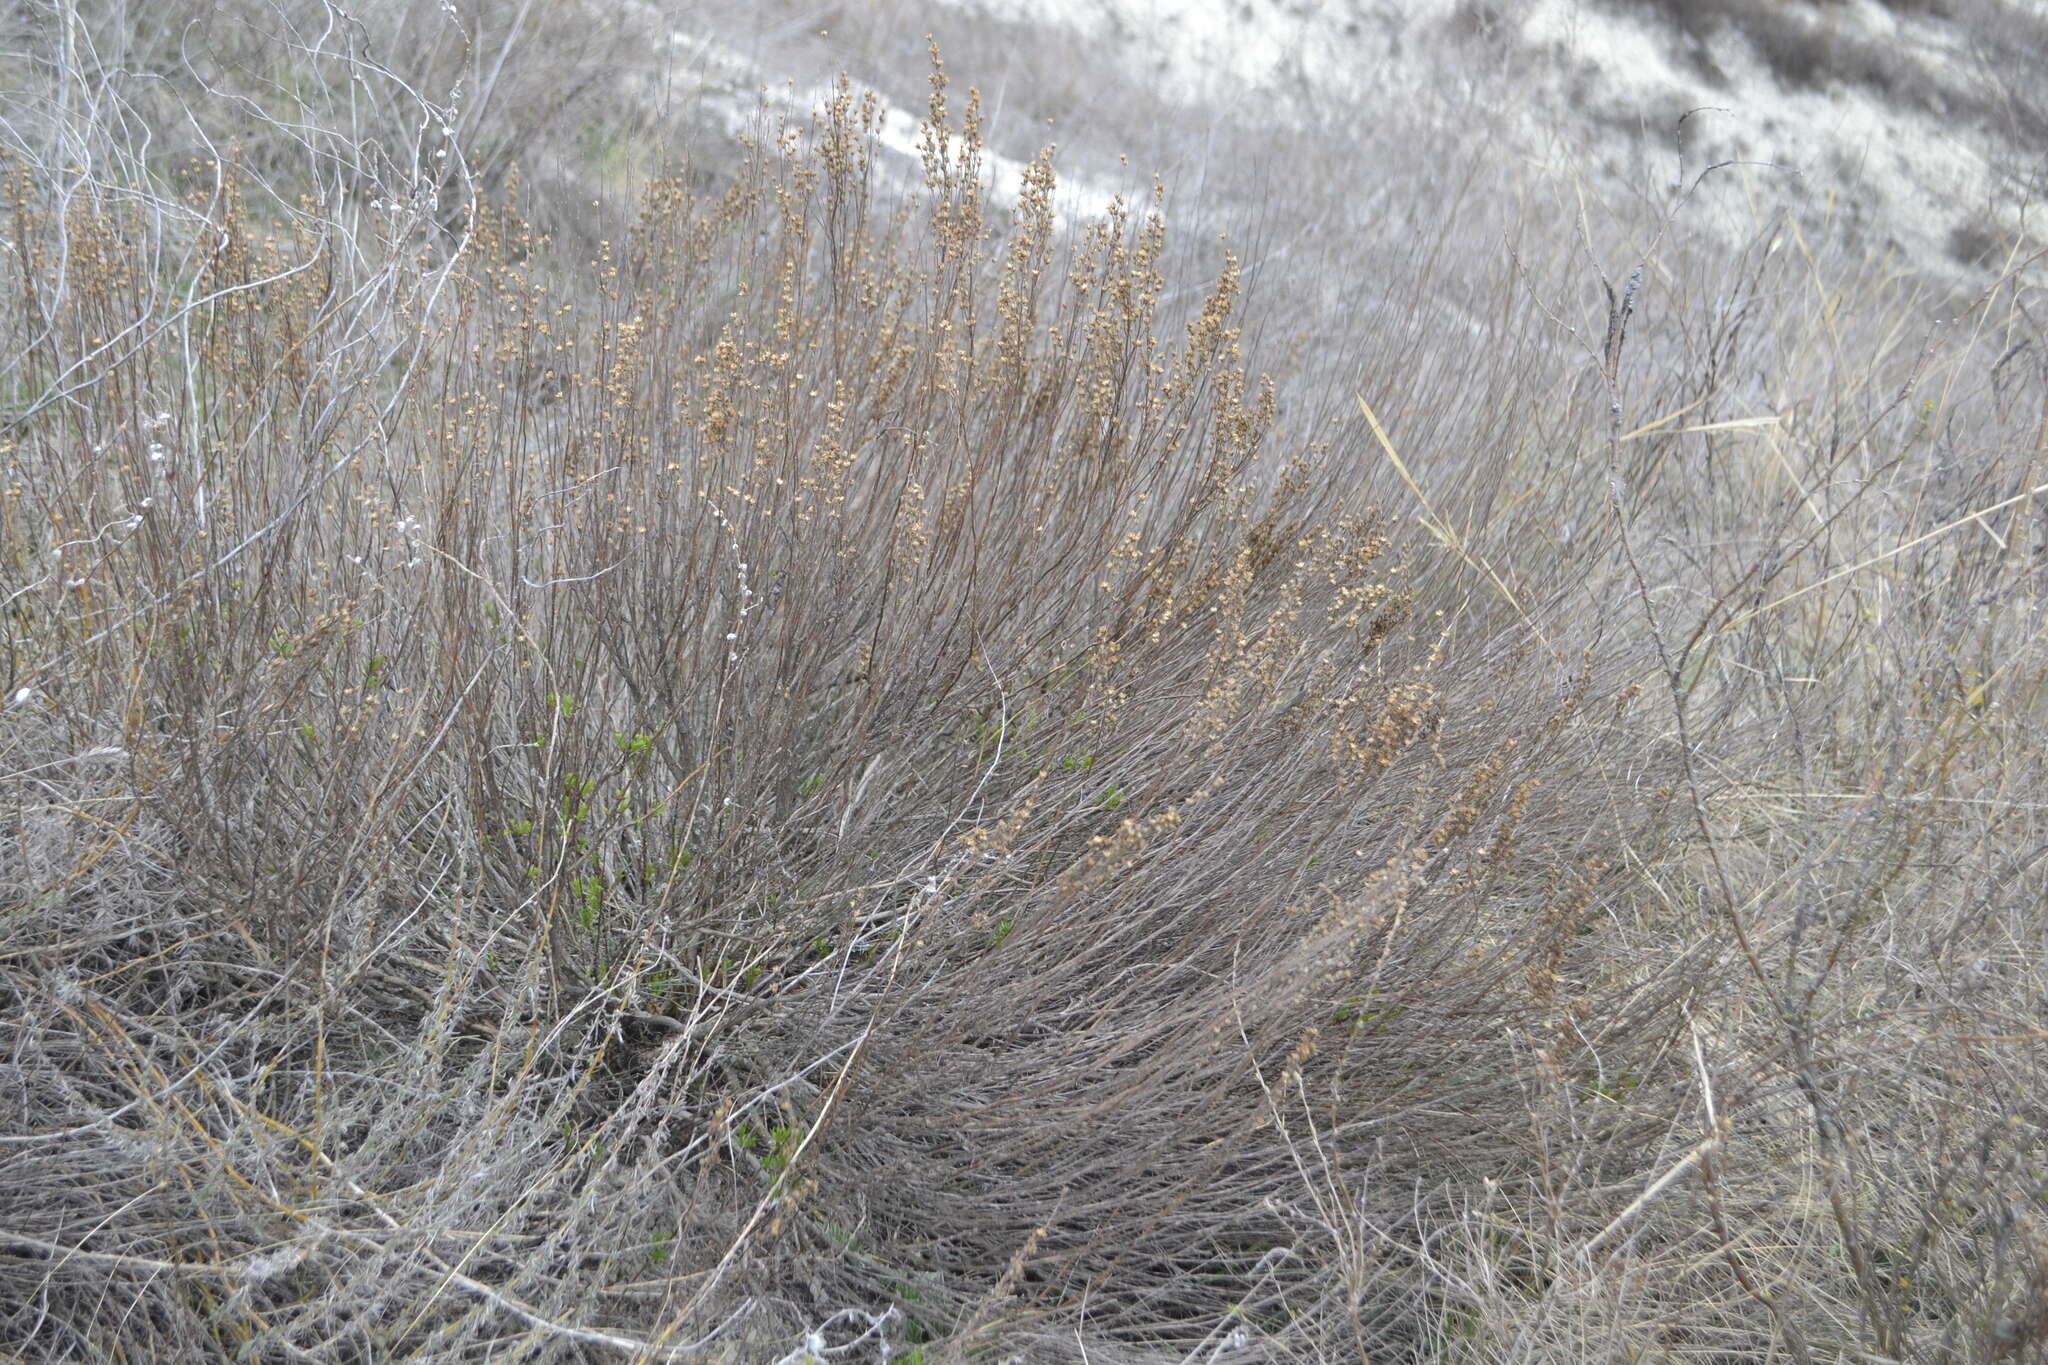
3,2,2047,1362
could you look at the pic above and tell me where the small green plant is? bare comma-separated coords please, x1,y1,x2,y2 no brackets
561,772,596,821
1586,1070,1641,1105
761,1124,801,1173
572,874,604,929
1330,998,1407,1034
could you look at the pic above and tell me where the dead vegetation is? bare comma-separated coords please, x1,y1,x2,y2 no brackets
2,2,2046,1361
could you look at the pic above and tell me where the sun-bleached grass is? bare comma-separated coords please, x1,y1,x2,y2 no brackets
3,2,2046,1361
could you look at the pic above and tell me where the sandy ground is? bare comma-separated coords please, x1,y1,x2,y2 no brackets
663,0,2034,294
925,0,2014,274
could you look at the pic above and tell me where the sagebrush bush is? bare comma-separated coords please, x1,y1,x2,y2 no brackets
3,3,2046,1362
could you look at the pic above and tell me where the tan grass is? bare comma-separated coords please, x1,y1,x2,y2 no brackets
2,2,2046,1362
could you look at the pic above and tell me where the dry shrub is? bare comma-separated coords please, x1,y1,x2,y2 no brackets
2,2,2046,1363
